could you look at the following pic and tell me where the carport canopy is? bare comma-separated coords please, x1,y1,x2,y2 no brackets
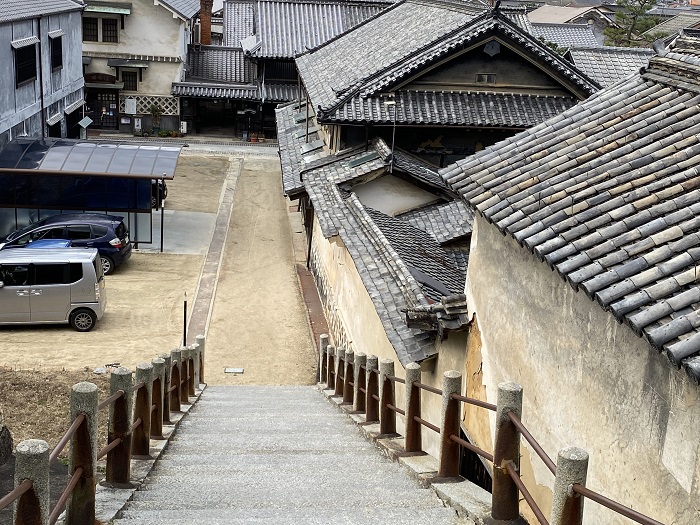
0,138,180,178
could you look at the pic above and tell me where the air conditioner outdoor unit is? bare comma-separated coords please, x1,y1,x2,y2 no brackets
180,121,188,134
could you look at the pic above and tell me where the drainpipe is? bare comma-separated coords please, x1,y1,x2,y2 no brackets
37,17,46,138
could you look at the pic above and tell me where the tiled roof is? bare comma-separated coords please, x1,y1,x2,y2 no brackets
0,0,83,22
172,81,259,99
297,4,598,123
262,83,299,102
643,13,700,36
397,200,473,244
187,47,254,83
223,0,255,47
372,138,449,190
159,0,200,19
528,5,599,24
225,0,391,58
530,22,600,48
566,46,653,87
328,90,580,126
441,48,700,384
671,28,700,57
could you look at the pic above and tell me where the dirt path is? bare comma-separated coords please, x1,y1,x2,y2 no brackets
204,156,316,385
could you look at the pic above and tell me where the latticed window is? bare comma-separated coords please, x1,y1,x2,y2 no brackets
50,36,63,70
82,17,98,41
102,19,118,42
15,45,37,87
122,71,137,91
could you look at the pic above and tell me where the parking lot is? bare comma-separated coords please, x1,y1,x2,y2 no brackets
0,154,230,371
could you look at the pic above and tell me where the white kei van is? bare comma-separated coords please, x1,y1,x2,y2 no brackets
0,248,106,331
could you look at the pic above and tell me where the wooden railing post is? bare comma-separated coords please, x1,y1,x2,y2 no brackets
319,333,329,384
170,348,182,412
151,358,165,440
365,355,379,423
14,439,49,525
438,371,461,478
550,447,589,525
66,382,98,525
404,362,422,453
379,359,396,435
195,334,206,384
326,344,335,389
132,363,153,458
105,367,133,487
343,349,354,404
161,353,173,423
179,346,190,405
334,346,345,396
491,381,523,522
353,352,366,412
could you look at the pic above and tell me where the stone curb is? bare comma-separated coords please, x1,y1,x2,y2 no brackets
318,384,491,524
55,384,207,525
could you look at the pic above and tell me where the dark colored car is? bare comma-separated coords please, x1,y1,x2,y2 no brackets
151,179,168,209
0,213,132,275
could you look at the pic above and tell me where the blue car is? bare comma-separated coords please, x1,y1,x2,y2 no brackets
0,213,132,274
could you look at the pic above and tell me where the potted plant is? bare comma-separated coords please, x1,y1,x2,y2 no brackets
149,103,163,134
250,132,258,142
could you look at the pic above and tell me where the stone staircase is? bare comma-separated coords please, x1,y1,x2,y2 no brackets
112,386,473,524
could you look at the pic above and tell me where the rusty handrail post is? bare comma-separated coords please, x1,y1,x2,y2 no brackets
170,348,182,412
343,349,355,404
379,359,396,435
180,347,191,404
326,344,336,389
66,382,98,525
404,362,422,453
334,346,345,396
151,358,166,440
319,334,329,384
161,353,173,423
353,352,367,412
187,345,196,396
491,382,524,522
105,368,133,487
365,355,379,422
14,439,49,525
195,334,206,384
550,447,589,525
132,363,154,458
438,371,461,478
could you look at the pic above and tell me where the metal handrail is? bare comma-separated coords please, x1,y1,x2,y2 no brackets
0,479,32,511
451,393,496,411
49,414,85,465
505,462,548,525
507,411,556,476
97,438,122,460
386,403,405,416
133,417,142,431
49,467,83,525
386,374,404,384
98,389,125,410
413,382,442,396
414,416,439,434
572,484,665,525
449,434,493,463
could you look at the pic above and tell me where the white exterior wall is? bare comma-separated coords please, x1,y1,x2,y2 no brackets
465,214,700,524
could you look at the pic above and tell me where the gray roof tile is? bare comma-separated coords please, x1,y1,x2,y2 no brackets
0,0,83,22
223,0,255,47
159,0,200,19
440,41,700,384
530,22,599,48
187,46,254,83
566,46,654,87
397,201,473,244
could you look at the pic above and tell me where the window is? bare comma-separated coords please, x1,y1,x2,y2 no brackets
69,263,83,283
83,16,119,43
102,19,118,42
50,36,63,70
0,265,29,286
34,264,68,285
122,71,137,91
83,17,98,41
15,44,37,87
476,74,496,84
66,225,91,240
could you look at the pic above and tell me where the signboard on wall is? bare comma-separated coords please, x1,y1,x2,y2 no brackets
125,98,137,114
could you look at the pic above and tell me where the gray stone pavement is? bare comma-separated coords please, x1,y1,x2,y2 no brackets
112,386,474,525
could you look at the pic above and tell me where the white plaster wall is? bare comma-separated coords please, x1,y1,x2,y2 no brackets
88,58,181,95
310,216,471,460
466,215,700,525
